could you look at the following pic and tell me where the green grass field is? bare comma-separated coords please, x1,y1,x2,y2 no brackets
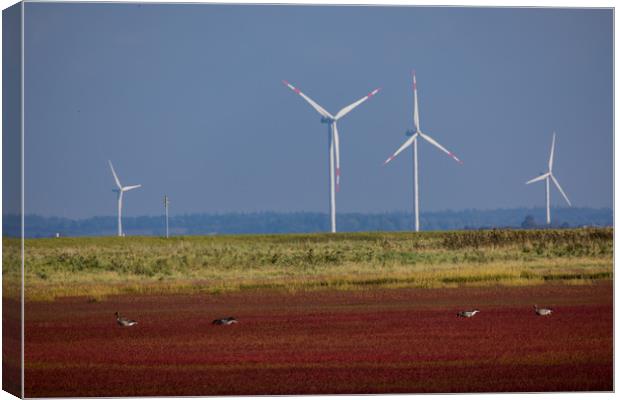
3,228,612,301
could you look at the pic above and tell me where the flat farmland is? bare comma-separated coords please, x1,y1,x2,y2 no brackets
6,229,613,300
24,283,612,396
12,229,613,395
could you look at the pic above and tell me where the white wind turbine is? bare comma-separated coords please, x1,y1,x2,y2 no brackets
383,71,462,232
526,132,571,225
283,80,380,233
108,160,142,237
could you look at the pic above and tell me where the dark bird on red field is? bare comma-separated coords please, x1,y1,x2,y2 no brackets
115,312,138,327
457,309,480,318
534,305,553,316
212,317,238,325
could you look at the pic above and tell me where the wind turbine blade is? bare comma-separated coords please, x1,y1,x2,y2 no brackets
418,131,463,164
333,122,341,191
549,132,556,171
108,160,122,189
551,174,571,206
384,135,415,165
282,80,333,119
412,70,420,131
334,88,381,120
122,184,142,192
525,172,549,185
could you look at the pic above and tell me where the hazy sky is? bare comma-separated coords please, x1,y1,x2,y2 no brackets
19,3,612,219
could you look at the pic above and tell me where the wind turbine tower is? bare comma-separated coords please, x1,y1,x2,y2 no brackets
383,71,463,232
283,80,380,233
108,160,142,237
526,132,571,224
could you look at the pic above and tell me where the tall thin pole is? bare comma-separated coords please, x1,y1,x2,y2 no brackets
546,177,551,225
117,191,123,237
412,70,420,233
413,137,419,232
328,123,336,233
164,195,169,238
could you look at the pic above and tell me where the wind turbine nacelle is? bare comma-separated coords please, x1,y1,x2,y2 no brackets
320,117,333,124
405,129,416,137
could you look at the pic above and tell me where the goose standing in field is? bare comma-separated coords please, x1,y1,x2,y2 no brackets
457,309,480,318
533,305,553,316
115,312,138,326
212,317,238,325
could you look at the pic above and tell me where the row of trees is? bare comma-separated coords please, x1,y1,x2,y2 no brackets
3,207,612,238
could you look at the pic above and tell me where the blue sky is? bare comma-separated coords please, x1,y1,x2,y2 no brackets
18,3,612,218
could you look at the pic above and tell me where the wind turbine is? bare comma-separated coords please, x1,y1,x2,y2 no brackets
108,160,142,237
283,80,380,233
526,132,571,225
383,71,462,232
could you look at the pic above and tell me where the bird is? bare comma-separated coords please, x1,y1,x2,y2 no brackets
533,305,553,316
212,317,238,325
457,309,480,318
115,312,138,326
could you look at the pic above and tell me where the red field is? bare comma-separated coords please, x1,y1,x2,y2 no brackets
24,283,612,396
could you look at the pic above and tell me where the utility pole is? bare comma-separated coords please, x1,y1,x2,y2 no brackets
163,195,170,238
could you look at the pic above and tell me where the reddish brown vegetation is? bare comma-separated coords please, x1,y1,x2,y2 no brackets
24,283,612,396
3,297,21,397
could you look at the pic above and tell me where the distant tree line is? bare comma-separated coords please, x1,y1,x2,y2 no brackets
2,207,612,238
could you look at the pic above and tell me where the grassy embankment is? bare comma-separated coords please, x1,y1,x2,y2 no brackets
3,228,612,301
